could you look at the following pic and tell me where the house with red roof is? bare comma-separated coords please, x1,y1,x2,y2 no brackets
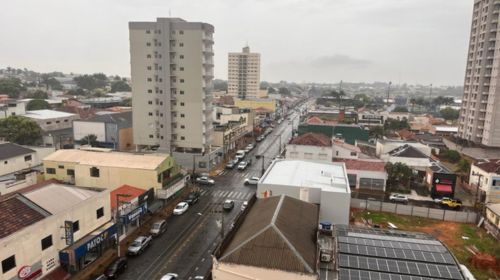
286,133,333,161
333,159,387,191
110,184,148,239
470,159,500,203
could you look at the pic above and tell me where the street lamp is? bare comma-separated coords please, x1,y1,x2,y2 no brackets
115,193,131,257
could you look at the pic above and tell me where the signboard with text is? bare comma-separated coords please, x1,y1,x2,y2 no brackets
64,221,74,245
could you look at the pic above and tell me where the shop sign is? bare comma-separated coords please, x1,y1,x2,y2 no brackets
64,220,74,245
121,203,147,224
74,224,117,259
18,265,42,280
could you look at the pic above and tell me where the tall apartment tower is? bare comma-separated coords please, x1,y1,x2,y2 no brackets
228,46,261,99
458,1,500,147
129,18,214,154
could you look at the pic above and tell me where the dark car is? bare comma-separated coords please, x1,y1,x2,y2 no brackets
223,199,234,211
105,257,127,279
185,192,200,205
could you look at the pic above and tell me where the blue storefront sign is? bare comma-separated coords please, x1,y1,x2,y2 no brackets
74,224,117,259
121,203,147,224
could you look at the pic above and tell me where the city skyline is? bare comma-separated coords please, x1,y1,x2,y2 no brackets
1,0,472,85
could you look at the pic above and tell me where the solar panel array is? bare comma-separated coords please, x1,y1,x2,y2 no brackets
337,227,464,280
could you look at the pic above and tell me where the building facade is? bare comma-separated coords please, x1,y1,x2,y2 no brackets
228,46,261,99
129,17,214,154
23,110,78,132
469,159,500,203
458,0,500,147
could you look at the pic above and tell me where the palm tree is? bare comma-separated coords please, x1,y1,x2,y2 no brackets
81,134,98,147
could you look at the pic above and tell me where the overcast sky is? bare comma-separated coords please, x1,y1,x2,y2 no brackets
0,0,472,85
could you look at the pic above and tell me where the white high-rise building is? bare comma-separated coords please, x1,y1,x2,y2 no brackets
458,1,500,147
228,46,261,99
129,18,214,154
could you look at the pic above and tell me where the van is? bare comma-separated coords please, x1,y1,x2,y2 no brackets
235,150,246,160
150,220,167,237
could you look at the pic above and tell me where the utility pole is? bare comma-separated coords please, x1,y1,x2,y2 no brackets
472,172,484,210
115,194,131,257
429,84,433,111
261,155,265,176
386,81,392,106
278,134,282,155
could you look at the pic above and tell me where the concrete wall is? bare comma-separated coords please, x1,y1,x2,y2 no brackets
332,145,358,159
286,144,333,162
346,169,387,191
30,115,79,132
212,259,316,280
485,207,500,230
73,121,106,142
118,127,134,151
0,151,37,176
320,190,350,225
0,171,38,195
0,189,110,280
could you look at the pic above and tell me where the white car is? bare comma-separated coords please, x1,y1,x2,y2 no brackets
196,176,215,185
241,201,248,211
244,144,254,152
237,161,248,170
389,193,409,204
161,273,179,280
235,150,246,160
244,176,260,185
173,202,189,215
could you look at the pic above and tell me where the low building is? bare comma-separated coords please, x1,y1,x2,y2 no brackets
43,148,178,192
111,185,148,240
0,99,26,118
0,143,37,177
286,132,333,162
23,109,79,132
469,159,500,203
73,111,133,151
484,203,500,239
334,159,387,191
298,123,369,145
431,126,458,136
213,121,248,156
357,111,384,126
234,98,277,114
376,139,434,158
257,159,350,224
332,139,360,159
426,161,457,199
0,182,112,278
213,195,319,280
382,144,431,171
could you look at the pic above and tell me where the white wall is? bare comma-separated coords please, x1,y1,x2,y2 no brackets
347,169,387,191
320,190,350,225
0,102,26,119
0,171,37,195
73,121,106,142
470,165,500,203
286,144,332,162
30,115,79,132
332,145,358,159
0,188,110,280
0,152,36,176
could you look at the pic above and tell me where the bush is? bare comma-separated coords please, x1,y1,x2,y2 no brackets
441,149,461,163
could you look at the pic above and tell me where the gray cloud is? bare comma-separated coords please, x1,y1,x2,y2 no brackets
310,55,372,68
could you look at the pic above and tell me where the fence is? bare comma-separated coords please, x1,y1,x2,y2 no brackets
351,198,478,223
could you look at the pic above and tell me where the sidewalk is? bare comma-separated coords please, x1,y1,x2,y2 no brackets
73,187,191,279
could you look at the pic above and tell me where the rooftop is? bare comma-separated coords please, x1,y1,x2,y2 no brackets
333,139,361,153
388,144,428,158
43,149,169,170
77,111,132,127
428,160,453,174
474,159,500,173
487,203,500,216
290,132,332,147
335,159,386,172
219,195,319,274
23,109,77,120
0,195,50,239
110,184,146,209
0,142,35,161
261,159,350,193
336,226,464,280
433,126,458,133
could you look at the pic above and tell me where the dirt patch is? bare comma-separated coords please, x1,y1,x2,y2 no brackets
417,222,461,248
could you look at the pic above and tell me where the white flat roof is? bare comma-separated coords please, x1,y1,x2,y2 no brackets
24,183,101,214
24,109,76,120
260,159,350,193
433,126,458,132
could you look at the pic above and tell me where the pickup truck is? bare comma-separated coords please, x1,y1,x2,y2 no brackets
440,198,462,209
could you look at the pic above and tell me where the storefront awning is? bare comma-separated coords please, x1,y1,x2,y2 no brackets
147,200,162,213
436,184,452,193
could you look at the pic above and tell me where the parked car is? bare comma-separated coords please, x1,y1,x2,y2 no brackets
237,161,248,170
173,202,189,215
225,159,238,169
244,144,254,152
194,276,205,280
241,201,248,211
127,236,152,255
256,135,264,142
196,176,215,185
161,273,179,280
244,176,260,185
389,193,409,204
104,257,127,279
223,200,235,211
235,150,246,160
91,274,108,280
150,220,167,237
441,198,462,209
185,192,200,205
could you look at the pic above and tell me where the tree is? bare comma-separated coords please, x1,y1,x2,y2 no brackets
80,134,98,147
440,149,461,163
73,73,108,91
385,162,413,188
41,74,63,91
0,77,24,98
26,99,50,111
110,80,131,92
67,88,87,96
456,158,471,175
433,96,454,106
213,79,227,91
268,87,276,94
393,106,409,112
384,118,410,131
369,126,384,139
27,90,48,99
278,87,291,96
0,116,42,145
440,108,459,121
328,89,346,107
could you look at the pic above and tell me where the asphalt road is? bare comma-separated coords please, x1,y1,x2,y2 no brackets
119,111,301,280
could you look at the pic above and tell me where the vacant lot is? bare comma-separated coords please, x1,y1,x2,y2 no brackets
352,209,500,280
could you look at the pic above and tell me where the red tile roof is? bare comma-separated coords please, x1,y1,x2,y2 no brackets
290,132,332,147
397,129,416,140
474,159,500,173
333,139,361,153
306,116,337,125
110,184,146,209
0,196,49,238
334,159,386,172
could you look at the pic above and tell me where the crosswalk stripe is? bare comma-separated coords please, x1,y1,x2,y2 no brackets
236,192,244,199
227,191,235,198
213,190,220,196
200,190,207,195
220,191,228,197
245,193,252,199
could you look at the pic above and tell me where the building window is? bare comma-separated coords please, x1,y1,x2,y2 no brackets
180,102,185,106
148,89,153,93
58,165,64,169
73,220,79,232
180,114,185,118
180,79,184,83
350,152,357,156
181,125,185,129
56,120,60,123
180,90,184,95
179,30,184,35
147,54,151,59
148,101,153,105
24,155,32,161
67,169,75,176
180,55,184,59
179,42,184,47
149,135,154,138
64,119,68,122
90,167,100,178
147,78,152,82
41,235,53,250
148,112,153,116
181,136,185,140
46,121,52,125
2,255,16,273
146,42,151,46
96,207,104,219
146,30,150,34
46,168,56,174
147,66,152,70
